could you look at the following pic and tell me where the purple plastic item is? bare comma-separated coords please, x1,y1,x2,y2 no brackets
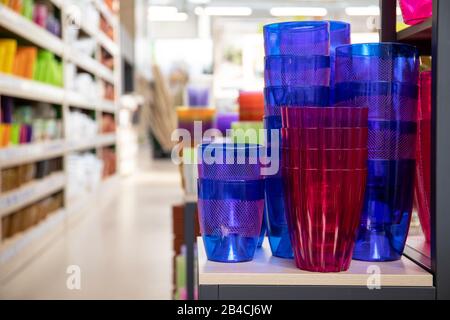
335,43,419,84
188,87,210,107
46,15,61,37
263,21,330,56
1,96,13,123
215,113,239,135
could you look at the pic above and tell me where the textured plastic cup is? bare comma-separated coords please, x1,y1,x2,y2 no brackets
415,71,431,242
281,148,368,170
329,21,351,105
282,127,368,150
353,159,416,261
198,143,263,180
264,21,330,56
198,178,265,262
265,176,293,258
335,43,419,84
368,120,417,159
399,0,432,25
264,55,330,87
334,82,418,122
281,107,368,129
283,167,367,272
264,86,330,116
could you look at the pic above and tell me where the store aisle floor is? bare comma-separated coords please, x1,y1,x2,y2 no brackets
0,157,182,300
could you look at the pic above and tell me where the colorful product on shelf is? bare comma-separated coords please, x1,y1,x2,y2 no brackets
13,46,38,79
214,112,239,136
197,143,264,262
329,21,351,105
335,43,420,262
231,121,263,144
264,21,369,272
238,91,264,121
34,50,63,87
399,0,432,25
280,107,368,271
176,107,216,147
188,86,210,107
0,39,18,74
415,70,431,242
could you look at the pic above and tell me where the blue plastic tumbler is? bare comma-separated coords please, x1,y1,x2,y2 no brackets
263,116,293,258
198,143,265,262
329,21,351,105
263,21,330,56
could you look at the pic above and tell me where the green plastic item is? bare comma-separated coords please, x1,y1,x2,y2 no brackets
231,121,264,144
175,248,186,300
10,123,21,145
22,0,35,20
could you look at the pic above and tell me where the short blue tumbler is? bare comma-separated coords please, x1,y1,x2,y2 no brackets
198,143,265,262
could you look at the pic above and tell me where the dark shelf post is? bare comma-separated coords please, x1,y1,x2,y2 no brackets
431,0,450,300
380,0,397,41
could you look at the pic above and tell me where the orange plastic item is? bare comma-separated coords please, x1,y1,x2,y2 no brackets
13,47,37,79
176,106,216,121
0,124,12,148
238,91,264,109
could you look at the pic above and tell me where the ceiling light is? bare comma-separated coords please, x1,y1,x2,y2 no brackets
148,6,178,15
345,6,380,16
188,0,210,4
197,6,252,16
270,7,327,17
148,6,188,22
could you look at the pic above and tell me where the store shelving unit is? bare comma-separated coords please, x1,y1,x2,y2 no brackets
195,0,450,300
0,0,121,270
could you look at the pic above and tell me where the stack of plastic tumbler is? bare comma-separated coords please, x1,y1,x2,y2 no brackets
264,21,368,272
334,43,420,261
197,143,265,262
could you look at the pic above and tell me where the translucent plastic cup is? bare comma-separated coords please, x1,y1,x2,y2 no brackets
198,178,265,262
353,159,416,261
281,148,368,170
281,107,368,129
263,21,330,56
335,43,419,84
283,167,367,272
282,127,368,150
264,55,330,87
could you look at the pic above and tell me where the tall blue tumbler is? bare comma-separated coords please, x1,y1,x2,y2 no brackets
329,21,351,105
264,115,293,258
335,43,419,261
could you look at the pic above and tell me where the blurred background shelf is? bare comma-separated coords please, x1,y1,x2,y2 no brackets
0,4,64,56
0,172,66,217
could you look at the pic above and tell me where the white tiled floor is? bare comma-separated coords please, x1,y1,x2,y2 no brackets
0,158,182,300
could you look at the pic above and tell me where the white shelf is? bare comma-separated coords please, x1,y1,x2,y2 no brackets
66,133,116,152
0,172,66,217
67,48,115,83
97,31,118,57
0,4,64,56
49,0,63,9
99,100,116,113
0,139,66,169
66,91,97,110
198,238,433,287
0,73,65,104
